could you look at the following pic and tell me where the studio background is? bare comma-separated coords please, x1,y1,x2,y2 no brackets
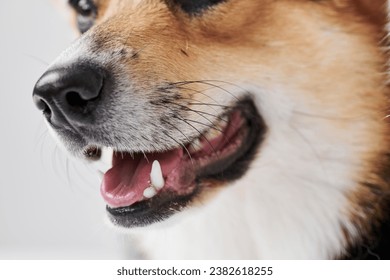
0,0,134,259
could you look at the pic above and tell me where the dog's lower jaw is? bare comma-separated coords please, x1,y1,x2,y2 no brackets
126,110,354,259
130,170,351,259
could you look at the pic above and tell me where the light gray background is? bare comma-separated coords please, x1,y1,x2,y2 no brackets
0,0,134,259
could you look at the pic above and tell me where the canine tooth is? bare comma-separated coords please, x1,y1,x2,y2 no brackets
150,160,164,190
143,187,157,198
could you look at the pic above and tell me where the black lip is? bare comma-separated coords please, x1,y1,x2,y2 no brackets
106,97,266,228
106,190,198,227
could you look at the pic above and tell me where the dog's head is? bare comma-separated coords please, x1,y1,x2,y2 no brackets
33,0,390,235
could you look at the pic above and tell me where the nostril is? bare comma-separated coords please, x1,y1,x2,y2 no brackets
42,100,52,118
33,95,52,118
33,62,105,126
66,91,88,108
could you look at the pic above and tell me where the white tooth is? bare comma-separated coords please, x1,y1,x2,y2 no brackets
218,117,228,127
143,187,157,198
204,128,222,141
188,138,202,153
150,160,165,190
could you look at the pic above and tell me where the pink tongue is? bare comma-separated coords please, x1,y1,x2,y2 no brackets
101,149,184,208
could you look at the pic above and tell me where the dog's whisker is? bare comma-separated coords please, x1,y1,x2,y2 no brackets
162,131,194,166
186,101,231,109
181,118,224,133
23,53,50,66
173,116,219,157
65,157,72,190
34,128,49,153
161,119,193,144
171,79,244,91
174,85,225,108
142,151,150,163
164,101,228,123
38,132,49,171
171,80,239,101
178,97,223,115
52,145,58,177
183,106,229,124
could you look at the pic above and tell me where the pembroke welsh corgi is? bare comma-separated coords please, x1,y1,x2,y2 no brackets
33,0,390,259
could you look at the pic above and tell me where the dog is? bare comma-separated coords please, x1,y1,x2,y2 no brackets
32,0,390,259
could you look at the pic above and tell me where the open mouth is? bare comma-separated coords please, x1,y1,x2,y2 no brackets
86,98,265,227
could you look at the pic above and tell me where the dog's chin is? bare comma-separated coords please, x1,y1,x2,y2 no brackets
85,98,266,228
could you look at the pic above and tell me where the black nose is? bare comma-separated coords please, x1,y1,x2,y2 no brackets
32,63,104,127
